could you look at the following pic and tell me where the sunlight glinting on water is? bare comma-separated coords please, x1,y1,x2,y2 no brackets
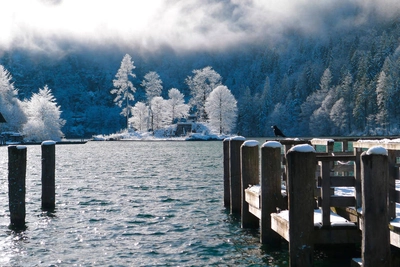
0,141,283,266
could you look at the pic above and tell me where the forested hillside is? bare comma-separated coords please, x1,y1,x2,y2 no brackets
1,17,400,137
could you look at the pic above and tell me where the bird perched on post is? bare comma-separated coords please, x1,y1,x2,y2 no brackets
271,125,286,137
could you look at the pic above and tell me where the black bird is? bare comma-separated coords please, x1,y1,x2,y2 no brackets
271,125,286,137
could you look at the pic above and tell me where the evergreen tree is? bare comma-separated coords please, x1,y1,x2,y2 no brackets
330,98,348,135
237,87,253,136
110,54,136,129
142,71,163,104
375,70,391,132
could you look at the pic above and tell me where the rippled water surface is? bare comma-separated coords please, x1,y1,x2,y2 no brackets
0,141,291,267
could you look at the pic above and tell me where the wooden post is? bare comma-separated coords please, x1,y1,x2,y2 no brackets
320,160,331,227
361,148,391,267
241,140,259,229
230,136,245,215
354,147,363,210
42,141,56,211
223,138,231,208
260,141,282,246
342,140,349,152
387,150,398,220
8,145,27,229
287,144,316,267
326,139,334,153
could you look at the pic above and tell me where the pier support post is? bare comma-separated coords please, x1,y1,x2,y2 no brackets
230,136,245,215
260,141,282,246
361,148,391,267
41,141,56,211
286,144,316,267
8,145,27,229
241,140,259,229
223,138,231,208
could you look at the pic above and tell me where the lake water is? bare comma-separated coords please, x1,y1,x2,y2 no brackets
0,140,353,266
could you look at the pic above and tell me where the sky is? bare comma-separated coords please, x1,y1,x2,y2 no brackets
1,0,400,54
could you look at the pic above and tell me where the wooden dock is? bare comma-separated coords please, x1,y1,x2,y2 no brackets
223,136,400,267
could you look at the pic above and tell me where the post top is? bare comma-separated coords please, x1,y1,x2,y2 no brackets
288,144,315,153
242,140,259,147
366,146,388,156
262,141,281,148
231,136,246,141
42,140,56,146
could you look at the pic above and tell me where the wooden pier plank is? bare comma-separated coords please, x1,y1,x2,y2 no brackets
271,209,359,244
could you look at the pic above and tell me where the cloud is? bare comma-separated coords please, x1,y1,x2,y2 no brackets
1,0,400,54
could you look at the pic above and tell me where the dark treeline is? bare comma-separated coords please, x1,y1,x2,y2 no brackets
1,18,400,138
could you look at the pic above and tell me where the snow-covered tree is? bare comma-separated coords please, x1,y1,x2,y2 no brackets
0,65,26,132
150,96,167,130
141,71,163,131
376,70,391,131
165,88,189,123
300,68,331,135
141,71,163,104
22,85,65,141
330,98,348,135
130,101,148,131
186,66,222,121
110,54,136,129
205,85,237,134
309,89,337,136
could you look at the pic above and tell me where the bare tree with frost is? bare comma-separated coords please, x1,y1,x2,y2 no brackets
110,54,136,129
205,85,237,134
130,101,148,131
186,66,222,121
150,96,167,130
165,88,189,123
141,71,163,130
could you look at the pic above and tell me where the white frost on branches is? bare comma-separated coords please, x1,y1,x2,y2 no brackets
130,101,149,131
0,65,26,132
205,85,237,134
150,96,167,130
141,71,163,104
165,88,189,123
22,85,65,141
110,54,136,128
186,66,222,121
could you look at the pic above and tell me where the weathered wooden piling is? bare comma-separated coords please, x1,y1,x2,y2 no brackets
241,140,259,229
8,145,27,229
361,147,391,267
229,136,245,215
260,141,282,245
286,144,316,267
41,140,56,211
223,138,231,208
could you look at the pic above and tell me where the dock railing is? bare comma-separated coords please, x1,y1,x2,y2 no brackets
224,137,400,267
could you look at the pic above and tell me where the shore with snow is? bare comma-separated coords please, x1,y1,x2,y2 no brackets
92,123,230,141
